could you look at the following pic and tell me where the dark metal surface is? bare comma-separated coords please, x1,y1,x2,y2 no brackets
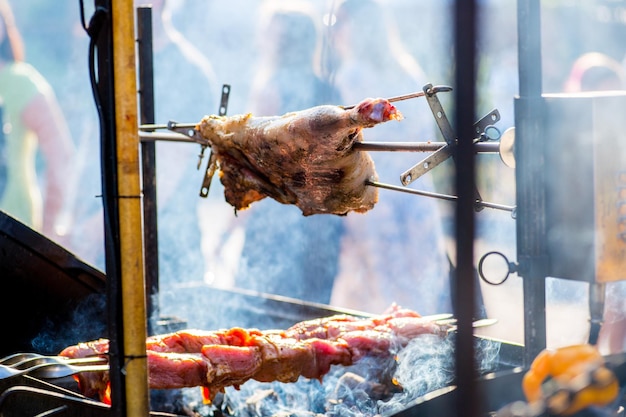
0,386,111,417
138,6,160,330
0,210,105,357
0,385,184,417
391,367,527,417
454,2,480,417
88,0,126,414
515,0,548,366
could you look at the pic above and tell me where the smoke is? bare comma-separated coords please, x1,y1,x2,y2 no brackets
206,334,501,417
31,293,107,355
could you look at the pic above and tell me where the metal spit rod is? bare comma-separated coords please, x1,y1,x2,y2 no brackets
137,86,456,134
137,130,501,154
354,140,500,153
366,180,516,213
137,84,502,156
137,87,512,212
341,85,453,110
137,130,512,211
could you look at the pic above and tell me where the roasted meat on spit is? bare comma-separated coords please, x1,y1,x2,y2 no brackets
195,97,402,215
59,304,446,402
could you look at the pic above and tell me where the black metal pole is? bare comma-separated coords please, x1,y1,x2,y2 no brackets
136,6,160,335
90,0,126,414
454,1,479,417
515,0,548,366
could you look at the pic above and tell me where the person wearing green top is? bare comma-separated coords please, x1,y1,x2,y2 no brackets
0,0,74,240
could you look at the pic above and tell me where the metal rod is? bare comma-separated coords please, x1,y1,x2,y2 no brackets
454,0,479,416
138,133,503,156
137,6,160,335
139,131,201,143
353,141,500,153
366,180,515,212
367,180,458,202
139,122,196,131
343,86,453,110
343,91,426,110
138,86,455,129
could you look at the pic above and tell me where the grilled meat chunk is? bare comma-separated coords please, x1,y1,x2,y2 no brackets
196,98,402,215
59,305,445,401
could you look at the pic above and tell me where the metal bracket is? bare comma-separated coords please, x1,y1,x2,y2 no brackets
165,120,204,143
199,151,218,198
399,85,454,186
161,85,231,198
199,84,230,198
400,84,501,186
399,84,501,211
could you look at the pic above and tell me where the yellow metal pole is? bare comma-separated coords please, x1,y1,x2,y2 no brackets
111,1,150,416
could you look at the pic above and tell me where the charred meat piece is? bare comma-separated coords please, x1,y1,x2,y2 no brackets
196,98,402,215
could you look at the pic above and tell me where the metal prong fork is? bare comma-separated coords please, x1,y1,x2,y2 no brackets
0,356,108,381
11,355,108,369
0,352,43,366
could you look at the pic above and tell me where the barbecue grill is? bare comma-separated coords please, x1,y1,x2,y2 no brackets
2,0,626,417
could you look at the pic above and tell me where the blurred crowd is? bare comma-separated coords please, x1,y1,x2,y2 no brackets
2,0,626,349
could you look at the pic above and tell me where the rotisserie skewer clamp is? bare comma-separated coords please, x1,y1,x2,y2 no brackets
166,84,231,198
138,83,514,213
399,83,504,213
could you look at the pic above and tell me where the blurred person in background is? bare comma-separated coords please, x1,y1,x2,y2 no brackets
232,0,344,304
247,1,340,115
324,0,451,315
138,0,221,286
0,0,75,242
563,51,625,93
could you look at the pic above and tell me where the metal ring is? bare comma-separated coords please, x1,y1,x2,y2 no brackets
478,251,511,285
482,125,502,141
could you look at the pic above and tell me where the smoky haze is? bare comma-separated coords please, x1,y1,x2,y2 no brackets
10,0,626,414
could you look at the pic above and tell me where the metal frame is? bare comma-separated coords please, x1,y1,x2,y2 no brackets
91,1,549,416
515,0,548,366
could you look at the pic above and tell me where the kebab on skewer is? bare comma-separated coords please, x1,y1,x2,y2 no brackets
59,305,448,402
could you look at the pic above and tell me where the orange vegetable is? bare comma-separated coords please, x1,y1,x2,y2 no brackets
522,344,619,415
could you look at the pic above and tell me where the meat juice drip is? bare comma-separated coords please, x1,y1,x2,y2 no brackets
207,335,501,417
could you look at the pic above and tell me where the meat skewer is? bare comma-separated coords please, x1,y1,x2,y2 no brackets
138,88,446,134
59,305,447,402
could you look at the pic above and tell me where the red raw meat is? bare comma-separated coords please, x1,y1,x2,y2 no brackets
59,305,445,401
